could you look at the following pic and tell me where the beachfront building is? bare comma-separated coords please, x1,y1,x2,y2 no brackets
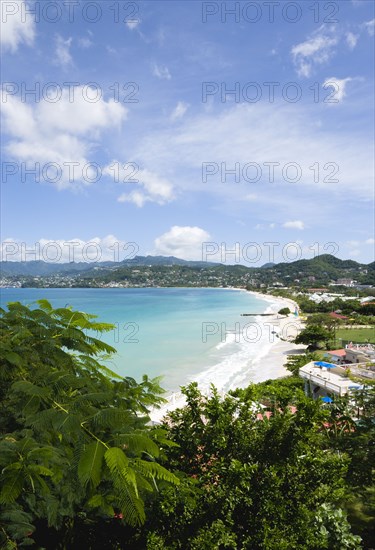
299,362,368,399
325,344,375,364
326,349,347,364
345,344,375,364
335,278,356,286
299,345,375,401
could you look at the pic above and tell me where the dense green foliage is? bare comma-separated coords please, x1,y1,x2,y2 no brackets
294,325,333,350
266,254,374,286
1,302,374,549
136,381,371,549
296,297,375,318
0,301,178,548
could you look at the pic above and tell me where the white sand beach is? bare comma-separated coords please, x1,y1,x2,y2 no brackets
150,291,306,423
246,291,307,382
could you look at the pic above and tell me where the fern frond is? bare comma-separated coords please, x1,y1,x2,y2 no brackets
0,470,24,504
43,494,60,527
26,409,62,431
0,506,35,545
104,447,138,496
27,464,54,477
114,482,145,526
36,299,53,312
3,352,23,367
11,381,51,399
132,459,180,486
91,408,133,429
152,428,180,448
78,441,105,488
73,392,113,407
104,447,129,473
114,433,160,458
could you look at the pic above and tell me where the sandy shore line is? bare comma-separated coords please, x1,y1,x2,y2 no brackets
247,292,307,383
149,290,306,423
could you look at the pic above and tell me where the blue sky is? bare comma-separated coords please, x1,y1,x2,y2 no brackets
1,0,374,266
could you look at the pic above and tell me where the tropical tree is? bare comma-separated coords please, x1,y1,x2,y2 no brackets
294,325,332,350
137,382,362,549
0,301,178,548
326,386,375,548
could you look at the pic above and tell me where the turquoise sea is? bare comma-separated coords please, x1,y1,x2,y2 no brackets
0,287,276,392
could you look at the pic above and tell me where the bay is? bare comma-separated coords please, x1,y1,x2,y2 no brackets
0,287,273,391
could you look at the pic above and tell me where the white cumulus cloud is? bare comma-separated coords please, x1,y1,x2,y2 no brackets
291,27,338,77
0,0,35,52
103,164,175,207
323,77,353,103
153,226,211,260
1,87,127,189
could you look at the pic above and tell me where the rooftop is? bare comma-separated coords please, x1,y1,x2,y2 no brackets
299,361,374,398
327,349,346,357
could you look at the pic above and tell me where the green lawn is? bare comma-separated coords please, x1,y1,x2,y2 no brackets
335,328,375,344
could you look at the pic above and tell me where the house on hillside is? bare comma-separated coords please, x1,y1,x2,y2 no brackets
336,278,355,286
326,345,375,365
326,349,346,364
345,347,374,364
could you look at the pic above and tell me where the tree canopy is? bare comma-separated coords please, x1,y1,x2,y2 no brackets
0,301,373,549
138,382,365,549
294,325,333,350
0,301,178,548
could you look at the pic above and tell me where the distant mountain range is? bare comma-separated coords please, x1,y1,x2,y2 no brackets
1,255,374,286
0,256,221,277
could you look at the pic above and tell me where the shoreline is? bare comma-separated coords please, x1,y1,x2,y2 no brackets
150,290,306,423
1,286,306,421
